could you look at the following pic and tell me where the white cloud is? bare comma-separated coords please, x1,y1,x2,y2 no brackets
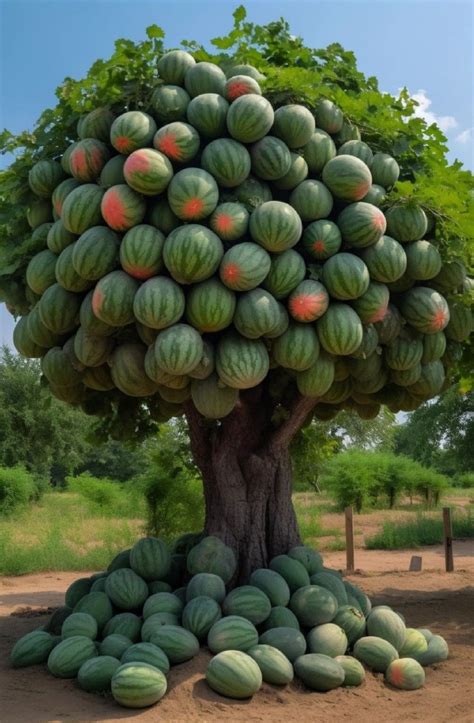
409,89,458,132
455,128,472,144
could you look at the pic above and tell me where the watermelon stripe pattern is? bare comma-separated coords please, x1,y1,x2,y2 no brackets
120,225,165,280
123,149,173,196
250,136,291,181
220,242,271,291
216,334,269,389
153,122,200,163
69,139,110,182
62,184,105,235
110,112,157,155
101,185,147,232
167,168,219,221
201,139,251,188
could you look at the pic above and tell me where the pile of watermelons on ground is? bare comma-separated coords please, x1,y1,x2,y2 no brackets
13,50,472,424
11,535,449,707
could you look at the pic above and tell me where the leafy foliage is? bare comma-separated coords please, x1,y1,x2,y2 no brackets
0,466,40,516
366,511,474,549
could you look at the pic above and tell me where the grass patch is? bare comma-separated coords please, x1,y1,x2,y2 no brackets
366,511,474,550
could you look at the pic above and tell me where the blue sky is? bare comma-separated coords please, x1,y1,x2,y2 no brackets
0,0,473,347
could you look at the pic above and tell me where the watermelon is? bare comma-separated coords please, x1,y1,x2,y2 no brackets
41,346,83,386
343,582,371,617
26,250,57,295
27,305,62,348
186,93,229,138
216,333,269,389
186,572,226,603
302,129,336,173
10,630,56,668
206,650,262,699
77,656,121,692
272,104,315,148
188,341,215,380
78,107,115,142
208,616,259,654
158,49,196,84
234,288,281,339
273,322,320,371
47,220,76,254
225,74,262,101
149,625,199,664
47,636,97,678
302,219,342,261
315,99,343,134
405,240,442,280
400,629,429,658
290,585,338,626
62,184,105,234
69,139,110,182
269,555,310,592
294,653,344,691
250,135,291,180
110,343,159,396
367,607,406,650
337,139,373,166
250,200,302,252
220,242,271,291
119,225,164,280
147,197,180,236
354,635,399,672
186,279,235,332
391,364,422,387
184,61,226,97
322,156,372,201
29,160,65,198
262,249,305,300
101,184,147,231
110,111,157,154
65,577,93,608
351,324,379,360
361,235,407,283
408,360,445,398
431,259,467,292
273,152,309,190
335,655,365,686
153,121,200,163
310,571,348,605
223,586,271,625
415,634,449,666
143,592,183,619
317,303,363,355
182,596,222,640
187,535,236,583
288,546,323,574
226,94,274,143
259,627,306,662
72,226,120,280
52,178,81,216
247,644,294,686
362,183,387,207
351,281,389,323
261,607,300,632
249,569,290,607
333,606,366,645
322,253,370,300
123,148,173,196
100,634,133,659
210,202,249,241
168,168,219,221
79,291,116,337
421,331,446,363
121,643,170,674
401,287,450,334
445,302,472,341
386,335,423,370
74,327,113,367
105,569,149,610
385,658,425,690
226,64,265,81
385,204,428,242
27,198,53,228
99,154,127,188
55,244,92,293
111,662,167,708
92,270,139,326
307,623,348,657
370,152,400,188
375,303,403,344
141,613,179,641
133,276,185,329
337,201,387,248
152,323,203,375
82,365,114,391
38,284,81,334
289,179,333,222
61,141,80,175
151,84,191,123
202,138,251,187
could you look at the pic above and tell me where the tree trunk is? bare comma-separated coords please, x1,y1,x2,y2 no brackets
184,389,317,582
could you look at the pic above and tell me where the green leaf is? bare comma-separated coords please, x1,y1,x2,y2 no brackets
146,24,165,40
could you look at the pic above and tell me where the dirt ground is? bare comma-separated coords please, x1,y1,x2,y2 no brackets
1,542,473,723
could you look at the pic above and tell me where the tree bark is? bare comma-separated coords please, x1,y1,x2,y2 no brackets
184,389,318,582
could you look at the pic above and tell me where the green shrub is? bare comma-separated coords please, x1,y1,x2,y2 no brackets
452,472,474,489
0,466,38,516
319,451,376,512
366,511,474,549
65,474,139,517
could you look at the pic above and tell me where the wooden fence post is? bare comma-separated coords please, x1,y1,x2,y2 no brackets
443,507,454,572
345,506,355,572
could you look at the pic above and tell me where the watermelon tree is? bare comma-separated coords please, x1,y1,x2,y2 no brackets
0,8,472,580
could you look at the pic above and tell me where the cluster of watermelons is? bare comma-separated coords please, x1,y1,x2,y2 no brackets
10,534,449,707
11,50,472,426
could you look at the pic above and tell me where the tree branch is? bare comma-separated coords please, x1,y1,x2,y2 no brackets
267,395,319,453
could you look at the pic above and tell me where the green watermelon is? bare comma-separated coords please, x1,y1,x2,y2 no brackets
315,99,343,134
143,592,183,619
249,569,290,607
141,612,180,641
322,253,370,300
153,121,200,163
333,606,366,645
129,536,170,581
29,160,65,198
337,139,373,166
210,202,249,241
187,341,215,380
250,135,291,181
301,219,342,261
290,585,338,626
119,224,165,280
69,139,110,182
322,156,372,201
167,167,219,221
269,555,310,592
401,287,450,334
61,141,79,174
408,360,445,398
272,104,315,148
41,346,84,386
79,291,116,337
152,323,203,375
289,179,333,222
27,305,61,348
187,536,236,583
273,152,309,190
110,111,157,154
421,331,446,363
294,653,345,691
288,280,329,322
247,644,294,685
100,634,133,659
302,129,336,173
374,303,403,344
123,148,173,196
206,650,262,699
184,61,226,97
317,303,363,356
72,226,120,280
74,327,113,367
367,607,406,650
101,184,147,231
26,249,57,295
307,623,348,657
47,636,97,678
226,64,265,81
385,658,425,690
226,94,274,143
391,364,422,387
337,201,387,248
335,655,366,686
47,220,76,254
262,249,305,299
27,198,53,228
186,572,226,603
414,634,449,666
219,242,271,291
259,627,306,662
52,178,81,216
186,279,235,332
405,240,442,280
370,152,400,188
111,662,167,708
400,629,429,657
224,74,262,101
223,586,271,625
208,615,259,653
121,642,170,674
445,301,472,341
110,343,159,396
78,107,115,142
310,571,348,605
362,183,387,207
10,630,57,668
38,284,81,334
105,569,149,610
62,184,105,234
266,302,290,338
92,270,139,326
202,138,251,187
99,155,127,188
354,635,399,672
351,281,389,323
261,606,300,632
149,625,199,664
273,322,320,371
182,596,222,640
386,335,423,370
82,365,115,390
234,288,281,339
164,224,223,284
216,332,269,389
77,655,121,693
226,175,272,210
133,276,185,329
186,93,229,138
288,546,323,574
431,259,467,292
385,204,428,242
158,49,196,84
361,235,407,283
55,244,92,293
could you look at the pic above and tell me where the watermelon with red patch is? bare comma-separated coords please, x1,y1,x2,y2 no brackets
301,220,342,261
337,202,386,248
186,93,229,139
322,156,372,202
262,249,306,300
52,178,81,217
101,184,147,232
110,111,157,155
288,280,329,322
167,168,219,221
302,129,336,174
210,202,249,242
289,180,333,222
201,139,251,188
163,224,223,284
151,84,191,123
123,149,173,196
92,270,139,327
351,282,390,324
225,75,261,102
400,287,450,334
219,242,271,291
153,122,200,164
69,139,110,182
120,225,165,280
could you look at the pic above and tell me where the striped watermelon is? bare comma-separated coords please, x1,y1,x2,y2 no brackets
405,240,442,280
206,650,262,699
226,95,274,143
409,360,445,398
55,245,92,292
401,287,450,334
337,140,373,167
445,302,472,341
273,322,320,371
92,270,139,326
101,184,147,231
249,201,302,253
385,658,425,691
263,249,305,299
361,236,407,283
302,129,336,174
167,168,219,221
120,225,164,279
234,288,281,338
80,291,116,337
74,326,114,367
99,155,126,188
225,74,261,101
188,340,215,380
223,586,271,625
182,596,222,640
77,107,116,142
13,315,45,358
216,333,269,389
184,61,226,97
386,335,423,371
289,180,333,222
421,331,446,363
431,260,467,292
322,253,370,301
322,156,372,202
186,279,236,332
158,49,196,84
186,93,229,138
351,281,389,323
147,197,180,235
133,276,185,329
151,84,191,123
250,136,291,181
362,184,387,207
385,205,428,242
31,222,53,249
106,569,149,609
52,178,81,217
265,303,289,339
315,99,344,134
272,104,315,148
26,250,57,295
110,343,159,396
301,220,342,261
201,139,251,187
273,152,309,191
27,199,53,229
110,111,157,154
288,280,329,322
72,226,120,280
69,139,110,182
61,142,79,175
337,202,386,248
41,346,83,386
152,323,203,375
226,64,265,81
163,224,223,284
153,121,200,163
207,615,259,653
47,636,97,679
123,149,173,196
375,304,403,344
29,160,65,198
191,374,239,418
219,242,271,291
82,364,115,391
370,153,400,188
39,283,82,334
317,304,363,355
210,202,249,241
62,184,105,234
111,662,167,708
27,305,62,348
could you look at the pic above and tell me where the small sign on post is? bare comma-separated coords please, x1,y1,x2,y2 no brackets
345,506,355,572
443,507,454,572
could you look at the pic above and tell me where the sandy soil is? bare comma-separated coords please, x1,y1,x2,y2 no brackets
1,544,473,723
